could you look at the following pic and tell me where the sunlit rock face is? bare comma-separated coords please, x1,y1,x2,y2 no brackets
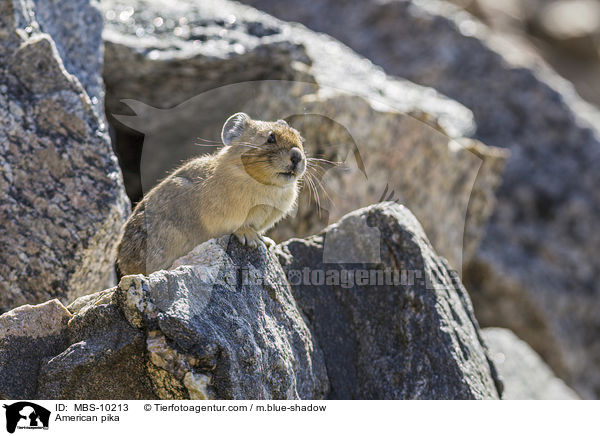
0,0,130,314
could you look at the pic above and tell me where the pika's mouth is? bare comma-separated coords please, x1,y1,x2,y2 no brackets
277,171,296,178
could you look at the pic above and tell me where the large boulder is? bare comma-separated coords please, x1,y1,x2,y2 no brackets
0,203,500,399
278,202,501,399
242,0,600,399
1,237,329,400
101,0,507,274
0,0,130,313
483,328,579,400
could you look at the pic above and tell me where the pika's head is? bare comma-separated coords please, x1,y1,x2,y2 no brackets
221,112,306,187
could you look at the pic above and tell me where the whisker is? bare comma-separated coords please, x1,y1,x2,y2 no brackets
305,167,327,182
305,172,323,217
301,172,315,203
306,163,347,180
306,163,332,176
306,178,319,217
308,162,351,174
307,157,341,165
311,172,335,208
195,136,222,144
306,160,345,173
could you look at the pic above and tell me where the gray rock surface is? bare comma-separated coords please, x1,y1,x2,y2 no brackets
117,237,329,400
0,300,71,399
242,0,600,399
32,0,106,107
37,289,155,400
102,0,506,274
483,328,579,400
2,237,328,400
1,203,501,400
0,0,130,313
277,203,501,399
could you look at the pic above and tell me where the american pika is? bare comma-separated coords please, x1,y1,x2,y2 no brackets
117,112,306,276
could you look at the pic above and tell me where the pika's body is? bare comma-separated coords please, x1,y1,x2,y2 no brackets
117,113,306,275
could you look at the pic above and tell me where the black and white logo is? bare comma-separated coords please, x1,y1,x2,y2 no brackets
2,402,50,434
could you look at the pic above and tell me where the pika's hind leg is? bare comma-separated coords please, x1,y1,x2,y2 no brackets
117,203,148,276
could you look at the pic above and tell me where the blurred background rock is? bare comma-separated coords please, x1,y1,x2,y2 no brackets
449,0,600,107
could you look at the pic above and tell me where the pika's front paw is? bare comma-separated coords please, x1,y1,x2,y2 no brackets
233,227,260,248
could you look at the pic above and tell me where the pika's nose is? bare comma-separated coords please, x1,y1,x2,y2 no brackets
290,147,303,167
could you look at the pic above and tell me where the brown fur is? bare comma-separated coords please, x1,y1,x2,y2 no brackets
117,113,306,275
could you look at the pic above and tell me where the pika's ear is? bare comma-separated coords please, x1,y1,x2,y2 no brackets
222,112,250,145
276,119,288,126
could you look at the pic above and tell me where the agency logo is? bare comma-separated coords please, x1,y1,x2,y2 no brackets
2,402,50,433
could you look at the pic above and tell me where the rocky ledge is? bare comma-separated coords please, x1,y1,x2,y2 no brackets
1,203,501,400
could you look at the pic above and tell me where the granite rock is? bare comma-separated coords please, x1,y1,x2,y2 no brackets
277,203,501,399
3,238,329,400
0,0,130,313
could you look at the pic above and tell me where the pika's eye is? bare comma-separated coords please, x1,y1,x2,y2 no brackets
267,133,277,144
